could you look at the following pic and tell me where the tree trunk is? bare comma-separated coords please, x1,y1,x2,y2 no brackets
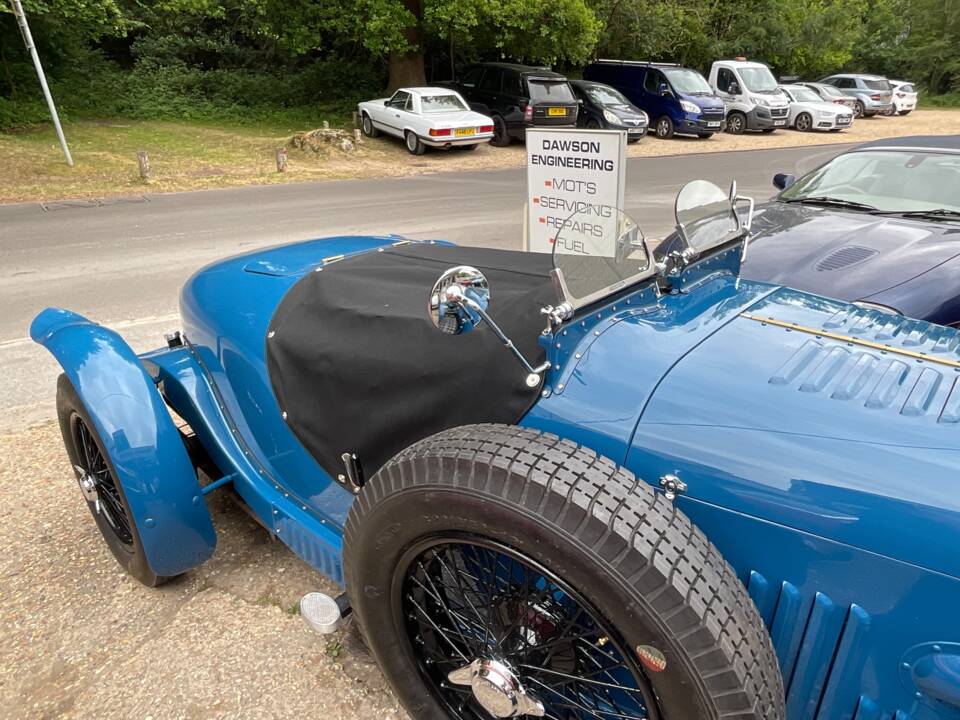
449,28,455,81
388,49,426,91
386,0,426,91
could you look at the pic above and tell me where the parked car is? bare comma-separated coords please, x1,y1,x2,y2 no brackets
709,58,791,133
887,79,918,115
583,60,725,138
568,79,648,141
32,173,960,720
444,62,578,146
779,83,853,131
818,73,893,117
798,81,858,111
357,87,494,155
663,135,959,326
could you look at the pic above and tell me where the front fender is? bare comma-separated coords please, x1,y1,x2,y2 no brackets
31,308,216,576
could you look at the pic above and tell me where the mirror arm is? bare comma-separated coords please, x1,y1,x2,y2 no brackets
463,297,551,388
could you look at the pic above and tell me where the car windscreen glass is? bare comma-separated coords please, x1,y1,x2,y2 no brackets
552,206,651,306
584,84,631,106
865,79,891,91
421,94,468,112
663,68,712,94
899,84,915,93
780,151,960,213
528,80,575,103
789,87,824,103
817,84,844,97
739,67,779,92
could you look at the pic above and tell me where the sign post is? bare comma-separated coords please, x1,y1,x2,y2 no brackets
10,0,74,167
525,129,626,254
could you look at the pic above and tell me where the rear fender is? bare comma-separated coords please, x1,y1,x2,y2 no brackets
30,308,216,576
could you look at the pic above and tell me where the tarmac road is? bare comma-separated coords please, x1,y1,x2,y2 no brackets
0,143,849,719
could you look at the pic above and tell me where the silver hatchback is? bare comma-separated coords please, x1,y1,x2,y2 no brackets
817,74,893,117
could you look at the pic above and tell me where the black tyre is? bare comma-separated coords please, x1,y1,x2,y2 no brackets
361,112,380,138
795,112,813,132
345,424,785,720
854,100,865,118
56,374,170,587
655,115,674,138
726,111,746,134
899,109,912,116
405,131,426,156
490,116,511,147
586,118,602,129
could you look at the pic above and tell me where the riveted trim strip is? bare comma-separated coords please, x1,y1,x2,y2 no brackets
740,312,960,370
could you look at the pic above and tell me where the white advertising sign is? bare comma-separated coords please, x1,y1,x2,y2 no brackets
525,128,627,255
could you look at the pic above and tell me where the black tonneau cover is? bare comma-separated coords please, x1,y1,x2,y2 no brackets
266,243,555,479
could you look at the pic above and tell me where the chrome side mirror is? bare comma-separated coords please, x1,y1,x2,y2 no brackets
429,266,490,335
428,266,550,389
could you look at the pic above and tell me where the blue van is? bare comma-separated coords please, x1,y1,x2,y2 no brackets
583,60,726,138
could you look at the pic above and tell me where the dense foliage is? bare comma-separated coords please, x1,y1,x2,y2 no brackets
1,0,957,130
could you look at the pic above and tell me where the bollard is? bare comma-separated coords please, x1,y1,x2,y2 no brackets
353,128,362,144
322,120,330,130
352,111,359,129
276,147,287,173
137,150,151,181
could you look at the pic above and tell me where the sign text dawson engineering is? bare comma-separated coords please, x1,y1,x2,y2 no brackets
529,138,616,171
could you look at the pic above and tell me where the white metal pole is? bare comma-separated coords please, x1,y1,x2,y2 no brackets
10,0,73,166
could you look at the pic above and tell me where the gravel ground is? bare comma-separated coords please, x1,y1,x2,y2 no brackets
0,422,409,720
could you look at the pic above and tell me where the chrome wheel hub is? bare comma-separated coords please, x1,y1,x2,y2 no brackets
74,464,100,504
448,659,544,718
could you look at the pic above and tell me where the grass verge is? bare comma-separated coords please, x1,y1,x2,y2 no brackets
2,109,959,205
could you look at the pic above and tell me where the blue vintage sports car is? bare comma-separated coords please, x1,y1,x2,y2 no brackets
743,135,960,327
31,181,960,720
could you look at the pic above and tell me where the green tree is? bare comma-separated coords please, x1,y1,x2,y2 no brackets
899,0,960,92
252,0,599,89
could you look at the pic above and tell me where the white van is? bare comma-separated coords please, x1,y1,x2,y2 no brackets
708,58,790,134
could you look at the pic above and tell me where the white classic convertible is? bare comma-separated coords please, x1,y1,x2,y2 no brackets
358,87,495,155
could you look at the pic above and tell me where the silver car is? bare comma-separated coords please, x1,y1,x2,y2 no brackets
798,82,857,112
817,74,893,117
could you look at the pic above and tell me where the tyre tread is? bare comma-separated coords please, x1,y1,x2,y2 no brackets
345,424,784,720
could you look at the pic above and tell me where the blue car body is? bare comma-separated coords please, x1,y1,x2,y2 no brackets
32,229,960,718
583,61,726,136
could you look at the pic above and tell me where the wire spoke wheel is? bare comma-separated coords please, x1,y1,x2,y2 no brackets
347,425,785,720
71,413,134,546
397,537,660,720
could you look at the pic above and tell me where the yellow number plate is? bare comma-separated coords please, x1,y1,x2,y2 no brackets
454,127,476,137
548,107,567,116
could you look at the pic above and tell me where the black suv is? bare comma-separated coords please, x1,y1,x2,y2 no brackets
447,62,579,146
